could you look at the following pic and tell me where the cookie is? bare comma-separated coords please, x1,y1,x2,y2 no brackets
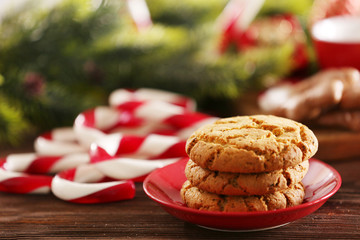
185,159,309,196
259,68,360,121
180,180,305,212
186,115,318,173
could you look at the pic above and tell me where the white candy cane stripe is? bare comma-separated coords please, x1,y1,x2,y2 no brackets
73,108,108,148
4,153,90,174
75,106,123,132
52,176,122,200
74,106,180,148
73,125,107,149
73,106,146,148
49,153,90,173
92,106,122,131
90,133,187,162
134,134,182,158
109,88,196,111
72,164,105,183
0,161,52,194
34,127,87,156
91,133,122,157
74,101,217,149
115,101,218,139
103,100,187,129
131,100,185,122
94,157,181,180
52,165,135,203
4,153,37,172
45,127,78,142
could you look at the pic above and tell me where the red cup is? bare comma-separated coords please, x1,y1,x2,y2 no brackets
311,16,360,70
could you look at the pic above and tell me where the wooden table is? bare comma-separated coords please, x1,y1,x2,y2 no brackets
0,146,359,239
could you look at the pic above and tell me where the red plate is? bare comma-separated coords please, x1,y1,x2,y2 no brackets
143,158,342,231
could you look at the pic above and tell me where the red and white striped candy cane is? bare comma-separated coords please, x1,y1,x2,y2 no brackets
73,100,190,146
0,88,215,204
51,156,187,203
0,127,90,194
89,133,187,162
93,157,184,181
73,106,112,148
74,101,218,147
0,159,52,194
0,133,187,201
3,152,90,174
51,164,135,204
115,100,219,139
34,127,87,156
46,132,187,203
109,88,196,111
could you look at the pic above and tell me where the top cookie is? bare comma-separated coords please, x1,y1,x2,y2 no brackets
186,115,318,173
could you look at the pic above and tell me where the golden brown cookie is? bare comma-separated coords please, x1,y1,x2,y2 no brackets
180,180,305,212
185,159,309,196
186,115,318,173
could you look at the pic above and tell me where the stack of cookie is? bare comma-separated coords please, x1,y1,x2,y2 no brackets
180,115,318,212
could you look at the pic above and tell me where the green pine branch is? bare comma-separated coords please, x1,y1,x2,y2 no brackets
0,0,312,145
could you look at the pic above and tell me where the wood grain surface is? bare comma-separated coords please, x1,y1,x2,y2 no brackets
0,154,359,239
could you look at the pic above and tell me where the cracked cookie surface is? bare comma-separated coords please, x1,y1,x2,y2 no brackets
185,159,309,196
186,115,318,173
180,180,305,212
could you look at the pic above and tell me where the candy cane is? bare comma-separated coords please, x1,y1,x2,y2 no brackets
0,88,217,204
109,88,196,111
51,156,185,203
93,157,182,180
115,100,219,138
3,152,90,174
0,159,52,194
74,101,218,147
89,133,187,162
34,127,87,156
0,133,187,201
51,164,135,204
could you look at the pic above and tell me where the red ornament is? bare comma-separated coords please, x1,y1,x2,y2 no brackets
219,12,309,71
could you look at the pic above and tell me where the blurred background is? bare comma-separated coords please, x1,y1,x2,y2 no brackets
0,0,356,146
